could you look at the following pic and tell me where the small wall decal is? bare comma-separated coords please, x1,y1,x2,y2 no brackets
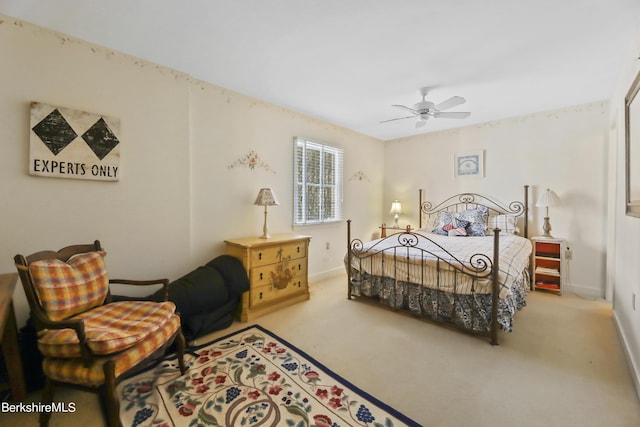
349,170,370,182
30,102,121,181
228,150,275,173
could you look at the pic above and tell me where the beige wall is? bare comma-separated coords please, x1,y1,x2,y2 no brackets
383,101,609,298
610,25,640,398
0,16,384,326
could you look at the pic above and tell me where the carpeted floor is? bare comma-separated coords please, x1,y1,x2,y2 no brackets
2,272,640,427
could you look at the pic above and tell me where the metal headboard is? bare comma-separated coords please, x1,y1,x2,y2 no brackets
418,185,529,237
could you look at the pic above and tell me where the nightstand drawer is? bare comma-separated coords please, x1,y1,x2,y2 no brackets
250,261,307,288
250,241,307,267
250,278,308,307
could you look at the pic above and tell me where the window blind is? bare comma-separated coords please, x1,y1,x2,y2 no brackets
294,137,343,225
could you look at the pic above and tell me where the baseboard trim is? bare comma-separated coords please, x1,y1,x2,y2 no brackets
562,283,604,300
613,310,640,401
309,267,344,283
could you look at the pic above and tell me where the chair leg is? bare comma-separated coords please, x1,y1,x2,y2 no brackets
39,378,54,427
103,361,121,427
176,329,187,375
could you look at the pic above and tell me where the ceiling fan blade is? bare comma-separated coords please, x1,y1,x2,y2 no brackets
435,111,471,119
392,104,418,114
434,96,466,111
380,115,415,123
415,119,428,128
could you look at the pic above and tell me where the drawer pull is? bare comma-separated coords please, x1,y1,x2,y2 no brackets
297,246,300,253
297,264,301,271
260,272,263,280
258,252,263,260
259,292,263,300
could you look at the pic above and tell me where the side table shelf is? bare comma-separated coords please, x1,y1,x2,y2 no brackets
531,237,566,295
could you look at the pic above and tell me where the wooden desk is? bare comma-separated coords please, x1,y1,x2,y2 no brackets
0,273,26,401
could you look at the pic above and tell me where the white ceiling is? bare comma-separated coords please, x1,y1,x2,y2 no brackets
1,0,639,141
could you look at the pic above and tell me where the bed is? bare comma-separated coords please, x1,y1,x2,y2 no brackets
345,186,532,345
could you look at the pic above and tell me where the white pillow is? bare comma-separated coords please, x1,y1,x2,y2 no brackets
487,214,520,234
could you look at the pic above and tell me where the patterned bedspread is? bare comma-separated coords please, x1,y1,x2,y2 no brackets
346,232,532,332
348,232,532,299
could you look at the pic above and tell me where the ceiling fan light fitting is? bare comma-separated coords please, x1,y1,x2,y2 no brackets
383,88,470,128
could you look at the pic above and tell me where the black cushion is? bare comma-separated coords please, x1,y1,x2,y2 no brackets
206,255,250,296
150,265,229,318
129,255,250,340
184,299,238,339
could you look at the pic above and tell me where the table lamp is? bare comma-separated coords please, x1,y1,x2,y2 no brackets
536,188,560,237
254,188,279,239
389,200,403,228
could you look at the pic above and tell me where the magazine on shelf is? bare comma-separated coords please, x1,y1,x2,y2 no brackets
535,266,560,275
535,282,560,290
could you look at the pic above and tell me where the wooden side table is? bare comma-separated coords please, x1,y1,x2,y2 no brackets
0,273,26,401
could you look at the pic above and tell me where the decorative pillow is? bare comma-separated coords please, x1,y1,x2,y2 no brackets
487,214,520,234
455,206,489,236
420,214,437,233
432,211,454,230
432,213,470,236
29,251,109,321
448,227,468,237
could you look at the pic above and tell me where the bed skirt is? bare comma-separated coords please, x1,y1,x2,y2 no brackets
349,269,530,333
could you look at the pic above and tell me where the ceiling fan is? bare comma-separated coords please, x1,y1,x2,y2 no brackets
381,87,471,128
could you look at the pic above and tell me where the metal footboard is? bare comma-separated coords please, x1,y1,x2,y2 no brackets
346,220,502,345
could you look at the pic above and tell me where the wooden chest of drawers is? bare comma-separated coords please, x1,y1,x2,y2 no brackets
224,234,311,322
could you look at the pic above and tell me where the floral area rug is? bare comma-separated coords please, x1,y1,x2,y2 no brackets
118,325,422,427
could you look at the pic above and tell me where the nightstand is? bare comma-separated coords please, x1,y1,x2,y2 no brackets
225,234,311,321
531,237,567,295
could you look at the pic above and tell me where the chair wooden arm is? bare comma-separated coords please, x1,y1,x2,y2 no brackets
31,310,93,366
108,278,170,301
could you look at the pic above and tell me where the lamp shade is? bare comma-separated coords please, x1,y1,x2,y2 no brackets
389,200,403,215
254,188,279,206
535,189,560,208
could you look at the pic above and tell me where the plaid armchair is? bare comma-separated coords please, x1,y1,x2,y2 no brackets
14,241,187,427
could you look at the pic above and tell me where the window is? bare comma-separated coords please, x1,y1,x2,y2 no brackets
294,137,343,225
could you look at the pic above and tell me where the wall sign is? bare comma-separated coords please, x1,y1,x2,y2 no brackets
30,102,121,181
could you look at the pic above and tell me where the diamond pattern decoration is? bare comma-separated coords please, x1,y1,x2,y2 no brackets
30,102,122,181
32,109,78,155
81,118,120,160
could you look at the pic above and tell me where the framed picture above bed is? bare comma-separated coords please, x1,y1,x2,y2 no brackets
454,150,484,178
625,68,640,217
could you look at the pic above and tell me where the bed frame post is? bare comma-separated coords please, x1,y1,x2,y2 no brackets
491,228,501,345
347,219,352,300
524,184,529,238
419,189,424,229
